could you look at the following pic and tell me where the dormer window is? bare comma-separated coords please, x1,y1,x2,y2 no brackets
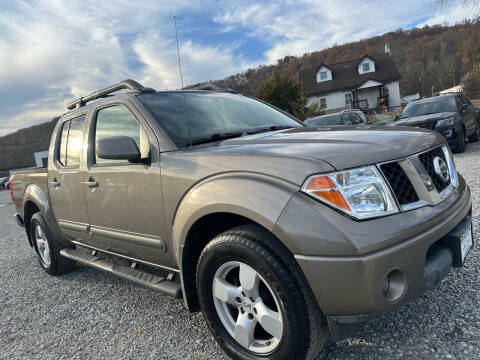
316,65,332,82
362,63,370,72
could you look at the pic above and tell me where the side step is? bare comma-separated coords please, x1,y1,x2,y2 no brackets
60,248,182,298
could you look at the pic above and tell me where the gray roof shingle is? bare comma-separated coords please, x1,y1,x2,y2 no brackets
299,53,401,96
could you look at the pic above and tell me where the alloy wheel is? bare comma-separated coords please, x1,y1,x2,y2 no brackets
212,261,284,354
34,224,51,266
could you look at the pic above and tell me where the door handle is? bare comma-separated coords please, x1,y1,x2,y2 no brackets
84,178,99,188
51,179,60,187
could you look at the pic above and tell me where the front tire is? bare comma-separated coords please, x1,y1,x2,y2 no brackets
30,213,74,276
196,225,328,360
468,119,479,143
454,126,466,153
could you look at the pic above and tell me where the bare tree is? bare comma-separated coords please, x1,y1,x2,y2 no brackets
434,0,480,19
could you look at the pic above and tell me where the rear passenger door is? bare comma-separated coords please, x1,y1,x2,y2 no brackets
82,101,171,266
48,114,91,243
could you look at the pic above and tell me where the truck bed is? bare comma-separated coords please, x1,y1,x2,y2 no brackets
10,169,48,215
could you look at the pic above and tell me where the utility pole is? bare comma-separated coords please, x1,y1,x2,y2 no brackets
452,61,455,87
418,77,422,98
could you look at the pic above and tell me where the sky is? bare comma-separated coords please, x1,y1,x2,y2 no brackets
0,0,477,136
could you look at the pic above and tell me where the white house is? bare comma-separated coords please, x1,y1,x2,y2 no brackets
300,51,402,112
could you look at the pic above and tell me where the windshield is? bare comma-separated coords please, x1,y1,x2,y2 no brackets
399,97,457,119
138,92,302,147
305,114,341,126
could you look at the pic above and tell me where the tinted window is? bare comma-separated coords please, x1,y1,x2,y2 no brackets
139,92,301,147
348,113,362,124
460,95,471,106
399,97,457,119
305,114,341,126
95,105,149,164
58,121,69,166
66,116,85,167
57,115,85,168
340,113,353,125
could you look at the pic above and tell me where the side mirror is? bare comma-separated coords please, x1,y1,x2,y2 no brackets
394,115,399,122
96,136,141,161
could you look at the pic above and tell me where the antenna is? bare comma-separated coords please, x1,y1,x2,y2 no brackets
174,16,192,149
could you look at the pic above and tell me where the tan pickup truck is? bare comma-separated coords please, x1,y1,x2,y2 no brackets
11,80,473,360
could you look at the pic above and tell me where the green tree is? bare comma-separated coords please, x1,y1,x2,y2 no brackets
256,74,321,120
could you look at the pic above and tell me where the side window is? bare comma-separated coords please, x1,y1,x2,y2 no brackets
67,116,85,167
58,121,69,167
461,95,471,106
351,113,362,124
319,98,327,109
56,115,85,168
340,114,352,125
94,105,149,165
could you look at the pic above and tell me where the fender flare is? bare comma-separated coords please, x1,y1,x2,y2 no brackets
23,184,68,247
172,172,299,265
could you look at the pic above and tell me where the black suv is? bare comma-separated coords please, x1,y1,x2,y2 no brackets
393,93,479,153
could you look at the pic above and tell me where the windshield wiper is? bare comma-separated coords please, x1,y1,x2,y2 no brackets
190,131,244,146
246,125,295,135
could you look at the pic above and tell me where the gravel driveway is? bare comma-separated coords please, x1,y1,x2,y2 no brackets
1,143,479,360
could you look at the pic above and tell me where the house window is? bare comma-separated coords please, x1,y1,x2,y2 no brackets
362,63,370,72
319,98,327,109
345,93,352,105
319,71,327,81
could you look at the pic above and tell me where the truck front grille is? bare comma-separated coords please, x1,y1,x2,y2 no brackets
377,145,456,211
418,146,449,193
380,162,419,205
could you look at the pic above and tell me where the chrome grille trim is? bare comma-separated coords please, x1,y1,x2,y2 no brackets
378,145,457,212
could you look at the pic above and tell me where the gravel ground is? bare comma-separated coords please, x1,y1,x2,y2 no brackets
0,143,479,360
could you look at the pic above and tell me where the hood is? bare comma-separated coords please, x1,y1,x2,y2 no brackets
221,126,444,170
393,112,456,127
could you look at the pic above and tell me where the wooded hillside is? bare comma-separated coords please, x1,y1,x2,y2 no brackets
221,21,480,98
2,21,480,170
0,118,56,171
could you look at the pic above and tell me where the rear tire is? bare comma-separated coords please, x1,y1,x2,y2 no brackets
30,213,74,276
196,225,328,360
468,120,479,143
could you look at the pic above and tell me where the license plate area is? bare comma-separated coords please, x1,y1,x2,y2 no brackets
441,215,473,268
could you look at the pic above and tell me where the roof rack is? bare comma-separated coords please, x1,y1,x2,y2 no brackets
66,79,155,110
186,81,237,93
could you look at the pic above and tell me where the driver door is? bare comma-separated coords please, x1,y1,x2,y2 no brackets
82,101,171,267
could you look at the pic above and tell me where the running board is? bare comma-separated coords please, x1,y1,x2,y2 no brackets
60,248,182,298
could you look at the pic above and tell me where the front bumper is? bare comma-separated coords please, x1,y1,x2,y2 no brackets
274,174,472,338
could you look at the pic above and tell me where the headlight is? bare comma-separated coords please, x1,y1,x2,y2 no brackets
436,117,455,127
301,166,399,219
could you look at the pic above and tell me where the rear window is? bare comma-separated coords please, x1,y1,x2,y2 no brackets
56,115,85,168
58,122,69,166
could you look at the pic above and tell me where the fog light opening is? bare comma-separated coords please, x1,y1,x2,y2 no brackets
381,269,406,302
